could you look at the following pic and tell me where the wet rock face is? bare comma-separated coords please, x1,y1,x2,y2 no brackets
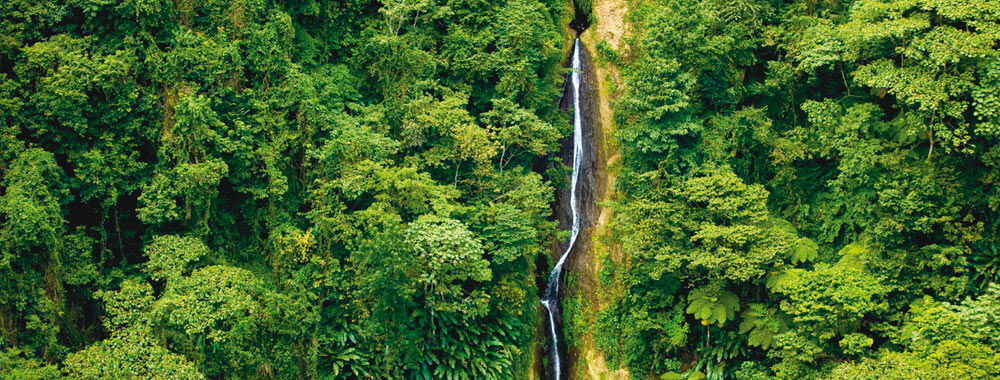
544,36,600,380
555,39,598,247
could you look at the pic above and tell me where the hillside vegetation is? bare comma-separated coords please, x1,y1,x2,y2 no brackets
0,0,571,378
595,0,1000,379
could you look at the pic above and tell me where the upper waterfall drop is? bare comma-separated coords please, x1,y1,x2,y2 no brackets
541,36,584,380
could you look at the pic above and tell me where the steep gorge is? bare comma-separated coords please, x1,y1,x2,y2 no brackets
530,1,632,378
562,0,631,378
532,0,632,378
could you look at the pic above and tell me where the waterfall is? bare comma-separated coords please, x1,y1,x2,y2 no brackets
541,37,584,380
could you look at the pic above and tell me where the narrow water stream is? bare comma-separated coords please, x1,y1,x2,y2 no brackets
541,37,584,380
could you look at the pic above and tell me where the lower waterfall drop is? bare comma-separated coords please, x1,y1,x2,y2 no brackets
541,37,584,380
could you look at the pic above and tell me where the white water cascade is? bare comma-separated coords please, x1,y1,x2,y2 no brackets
541,37,584,380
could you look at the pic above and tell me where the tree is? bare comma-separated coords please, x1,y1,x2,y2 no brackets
771,264,890,377
405,214,491,314
142,235,209,282
838,0,1000,158
0,148,95,359
152,265,311,379
64,327,204,380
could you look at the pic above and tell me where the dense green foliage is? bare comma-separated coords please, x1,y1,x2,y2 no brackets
597,0,1000,379
0,0,573,378
5,0,999,378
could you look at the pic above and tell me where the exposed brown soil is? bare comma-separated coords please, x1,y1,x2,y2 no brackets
593,0,629,50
